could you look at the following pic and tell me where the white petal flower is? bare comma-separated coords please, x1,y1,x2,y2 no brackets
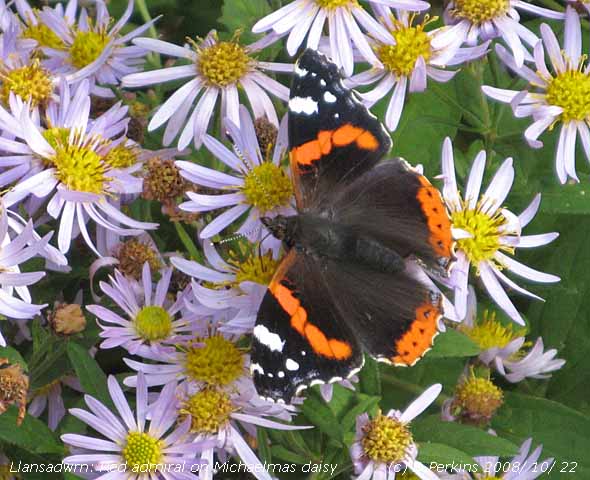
440,137,559,324
483,7,590,184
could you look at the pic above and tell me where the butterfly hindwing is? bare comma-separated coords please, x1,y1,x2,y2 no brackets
288,49,392,209
251,250,363,402
328,159,454,274
321,259,443,367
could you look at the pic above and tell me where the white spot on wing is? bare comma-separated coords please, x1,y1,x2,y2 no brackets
289,96,318,115
323,91,337,103
294,64,308,77
253,325,285,352
250,363,264,375
278,371,285,378
286,358,299,371
267,372,274,378
320,79,326,86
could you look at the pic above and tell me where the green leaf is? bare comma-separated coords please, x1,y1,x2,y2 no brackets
257,427,272,464
493,392,590,479
340,394,381,434
174,222,203,262
0,346,27,369
0,406,63,455
301,394,344,444
4,448,64,480
270,446,310,465
427,329,480,358
412,415,519,457
218,0,271,44
358,355,381,396
417,442,475,468
66,342,113,409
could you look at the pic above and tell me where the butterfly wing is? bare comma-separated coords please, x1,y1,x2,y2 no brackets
329,159,455,274
288,49,392,210
321,258,444,367
251,250,364,403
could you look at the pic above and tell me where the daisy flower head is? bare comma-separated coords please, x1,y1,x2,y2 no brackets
122,30,292,149
123,325,249,391
172,239,279,335
1,0,65,50
88,263,195,357
0,204,54,346
0,22,56,111
176,106,293,243
38,0,155,97
252,0,430,77
350,10,489,131
179,377,307,480
350,384,442,480
443,0,564,67
460,286,565,383
440,137,560,325
483,7,590,184
0,79,157,255
61,372,209,478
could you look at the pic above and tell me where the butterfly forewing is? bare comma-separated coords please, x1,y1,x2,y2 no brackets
288,49,392,209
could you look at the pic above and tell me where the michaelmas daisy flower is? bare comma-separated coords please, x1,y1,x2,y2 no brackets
443,0,563,67
122,31,291,149
88,263,195,357
350,10,489,131
483,7,590,184
176,107,293,242
0,80,157,254
252,0,429,77
440,138,559,324
61,373,210,479
350,384,442,480
37,0,154,97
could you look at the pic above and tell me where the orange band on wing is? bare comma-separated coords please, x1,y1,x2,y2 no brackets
290,123,379,169
416,175,453,259
392,300,441,366
270,281,352,360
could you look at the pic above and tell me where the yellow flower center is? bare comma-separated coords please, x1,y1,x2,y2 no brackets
452,370,503,425
451,0,510,24
122,432,163,471
546,69,590,122
241,162,292,214
134,306,173,342
103,143,140,169
184,335,244,387
182,388,234,435
451,205,508,266
377,20,432,77
197,38,251,87
361,413,413,464
460,310,525,350
42,127,109,194
228,248,281,286
116,239,162,280
315,0,357,9
0,61,53,106
70,29,109,69
22,20,65,50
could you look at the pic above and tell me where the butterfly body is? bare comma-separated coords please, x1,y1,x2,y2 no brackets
251,49,454,404
262,213,405,275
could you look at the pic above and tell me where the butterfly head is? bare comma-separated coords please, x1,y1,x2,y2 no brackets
261,215,288,240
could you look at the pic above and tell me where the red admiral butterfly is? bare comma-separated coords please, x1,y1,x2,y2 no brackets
251,49,454,404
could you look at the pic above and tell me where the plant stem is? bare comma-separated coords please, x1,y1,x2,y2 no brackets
135,0,162,68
